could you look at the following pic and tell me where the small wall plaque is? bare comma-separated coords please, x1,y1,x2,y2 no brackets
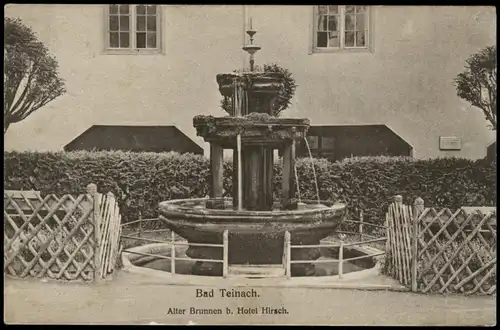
439,136,461,150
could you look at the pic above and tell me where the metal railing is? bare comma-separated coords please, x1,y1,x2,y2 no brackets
120,214,387,279
338,210,387,240
120,217,229,276
284,217,387,279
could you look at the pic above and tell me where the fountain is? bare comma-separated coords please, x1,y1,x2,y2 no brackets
159,25,346,277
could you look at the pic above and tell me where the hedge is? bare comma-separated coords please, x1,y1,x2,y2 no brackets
3,151,496,227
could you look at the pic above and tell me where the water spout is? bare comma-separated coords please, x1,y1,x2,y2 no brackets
294,163,301,203
233,77,244,210
237,134,243,211
233,78,242,117
303,137,320,204
292,139,301,203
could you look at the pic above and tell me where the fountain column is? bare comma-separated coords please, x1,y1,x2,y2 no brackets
263,146,274,208
281,139,297,210
244,147,262,210
232,149,239,209
208,143,224,209
240,146,273,211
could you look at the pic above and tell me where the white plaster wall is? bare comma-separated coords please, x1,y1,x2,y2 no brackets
4,5,496,159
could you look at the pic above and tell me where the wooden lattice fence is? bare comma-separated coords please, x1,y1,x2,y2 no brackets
385,196,413,287
415,204,496,295
385,195,497,295
95,190,122,279
4,184,121,282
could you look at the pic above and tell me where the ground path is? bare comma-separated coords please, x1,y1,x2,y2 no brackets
4,272,496,325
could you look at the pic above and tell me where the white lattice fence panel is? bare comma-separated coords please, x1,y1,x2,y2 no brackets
96,192,122,279
4,192,96,281
416,208,496,295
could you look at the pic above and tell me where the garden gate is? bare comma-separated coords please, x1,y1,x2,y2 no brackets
386,195,496,295
3,184,122,282
385,196,414,288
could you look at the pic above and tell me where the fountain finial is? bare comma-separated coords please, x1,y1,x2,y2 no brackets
242,17,261,72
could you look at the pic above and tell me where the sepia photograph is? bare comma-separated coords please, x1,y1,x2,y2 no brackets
3,4,497,325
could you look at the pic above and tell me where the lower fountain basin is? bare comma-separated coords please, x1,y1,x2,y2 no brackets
158,198,346,276
124,241,382,278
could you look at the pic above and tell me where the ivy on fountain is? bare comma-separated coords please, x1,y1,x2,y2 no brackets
220,63,297,117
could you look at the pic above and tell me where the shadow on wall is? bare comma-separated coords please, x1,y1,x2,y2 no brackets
295,124,413,162
63,125,203,155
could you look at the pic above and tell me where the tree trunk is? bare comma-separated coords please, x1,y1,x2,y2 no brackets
4,120,10,135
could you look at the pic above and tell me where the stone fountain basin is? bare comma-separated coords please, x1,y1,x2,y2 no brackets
216,72,286,96
158,198,346,266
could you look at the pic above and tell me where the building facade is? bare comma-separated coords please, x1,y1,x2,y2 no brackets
4,4,496,159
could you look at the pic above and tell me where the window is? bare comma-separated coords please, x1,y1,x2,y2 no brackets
299,135,337,160
306,136,319,149
312,5,372,53
321,136,336,149
106,4,161,53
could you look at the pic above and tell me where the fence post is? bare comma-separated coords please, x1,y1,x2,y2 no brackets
359,210,364,242
87,183,102,282
412,197,424,292
339,233,345,279
223,230,229,278
285,231,291,279
170,230,176,275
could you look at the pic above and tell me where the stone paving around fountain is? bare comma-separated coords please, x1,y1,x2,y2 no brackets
120,261,405,291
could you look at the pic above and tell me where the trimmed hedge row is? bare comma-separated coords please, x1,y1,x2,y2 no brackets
3,151,496,226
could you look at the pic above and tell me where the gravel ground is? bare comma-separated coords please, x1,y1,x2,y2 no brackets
4,272,496,326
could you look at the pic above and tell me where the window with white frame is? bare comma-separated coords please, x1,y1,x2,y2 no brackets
106,4,161,52
313,5,371,52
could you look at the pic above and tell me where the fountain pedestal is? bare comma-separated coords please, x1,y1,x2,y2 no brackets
187,233,321,276
187,236,320,276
